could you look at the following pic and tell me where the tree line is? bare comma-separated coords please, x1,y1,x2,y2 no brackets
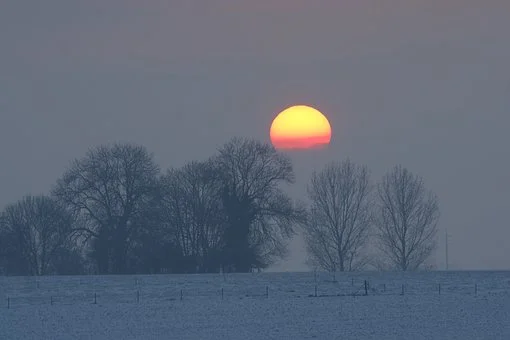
0,137,439,276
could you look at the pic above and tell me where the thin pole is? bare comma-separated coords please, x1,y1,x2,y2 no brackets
445,229,449,271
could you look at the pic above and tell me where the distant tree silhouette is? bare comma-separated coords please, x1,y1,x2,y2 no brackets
214,137,305,272
124,194,180,274
375,165,439,271
0,195,75,275
303,160,373,273
159,160,225,273
0,138,445,277
53,143,160,274
0,214,28,275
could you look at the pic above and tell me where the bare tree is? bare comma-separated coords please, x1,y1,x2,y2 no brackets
52,143,159,274
159,160,225,273
214,137,305,272
0,195,73,275
375,165,439,271
303,160,373,273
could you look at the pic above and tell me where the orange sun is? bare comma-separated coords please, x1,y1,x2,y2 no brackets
270,105,332,150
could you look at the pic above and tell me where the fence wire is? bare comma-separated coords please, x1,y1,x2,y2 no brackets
2,272,510,309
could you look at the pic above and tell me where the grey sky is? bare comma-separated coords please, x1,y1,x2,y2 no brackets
1,0,509,271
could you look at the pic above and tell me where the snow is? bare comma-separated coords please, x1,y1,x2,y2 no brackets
1,271,509,339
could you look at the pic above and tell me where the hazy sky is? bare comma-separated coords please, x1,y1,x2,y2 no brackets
1,0,509,271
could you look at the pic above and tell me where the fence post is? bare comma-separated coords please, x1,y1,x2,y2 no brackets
383,284,386,293
438,283,441,295
137,290,140,303
51,296,53,306
364,280,368,296
180,289,183,301
7,297,9,309
221,288,224,300
94,292,97,304
266,286,269,299
475,284,478,296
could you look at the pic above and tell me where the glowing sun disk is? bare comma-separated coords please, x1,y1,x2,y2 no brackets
270,105,332,150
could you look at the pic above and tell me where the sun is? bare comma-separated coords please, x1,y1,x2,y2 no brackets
270,105,332,150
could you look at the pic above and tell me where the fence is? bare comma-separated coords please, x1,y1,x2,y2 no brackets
3,271,509,309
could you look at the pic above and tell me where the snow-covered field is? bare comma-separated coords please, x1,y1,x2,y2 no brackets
1,271,509,339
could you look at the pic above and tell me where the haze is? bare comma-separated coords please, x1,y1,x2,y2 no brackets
1,0,509,271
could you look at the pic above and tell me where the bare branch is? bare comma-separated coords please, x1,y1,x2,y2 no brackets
374,165,439,271
215,137,302,271
303,159,373,272
52,143,160,274
0,195,74,275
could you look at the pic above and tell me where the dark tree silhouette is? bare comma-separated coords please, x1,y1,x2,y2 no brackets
159,160,225,273
124,193,178,274
0,195,74,275
304,160,373,273
375,165,440,271
214,137,305,272
53,143,159,274
0,214,28,275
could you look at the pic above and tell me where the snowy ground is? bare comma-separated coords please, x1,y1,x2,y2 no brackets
1,271,509,339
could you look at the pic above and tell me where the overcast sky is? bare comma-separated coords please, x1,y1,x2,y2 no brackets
1,0,509,271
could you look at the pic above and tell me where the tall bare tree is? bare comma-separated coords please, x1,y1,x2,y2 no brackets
214,137,305,272
303,160,372,273
375,165,439,271
53,143,159,274
0,195,73,275
159,160,225,273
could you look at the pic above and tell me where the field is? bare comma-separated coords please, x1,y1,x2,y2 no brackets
1,271,509,339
